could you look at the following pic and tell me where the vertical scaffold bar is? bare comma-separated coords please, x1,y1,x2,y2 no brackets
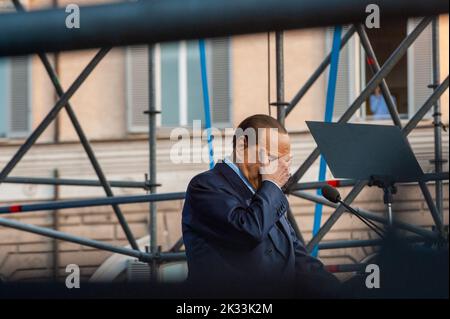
147,44,159,280
312,25,342,257
199,39,215,169
274,31,304,243
431,16,444,220
356,24,402,127
276,31,286,123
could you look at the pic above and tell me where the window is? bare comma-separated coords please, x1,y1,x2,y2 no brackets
326,18,433,122
407,18,433,117
126,38,231,132
362,18,433,120
0,56,32,138
325,25,362,121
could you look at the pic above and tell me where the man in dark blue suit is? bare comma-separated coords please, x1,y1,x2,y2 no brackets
182,114,340,296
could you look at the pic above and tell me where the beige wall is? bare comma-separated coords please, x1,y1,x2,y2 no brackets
58,48,127,141
232,28,327,131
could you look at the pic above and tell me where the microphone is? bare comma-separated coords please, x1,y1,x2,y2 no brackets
321,184,341,203
321,184,386,238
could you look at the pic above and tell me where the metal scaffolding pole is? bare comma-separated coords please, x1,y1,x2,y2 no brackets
0,192,186,214
51,169,60,281
147,44,159,280
0,216,186,263
431,16,445,220
3,176,151,189
289,172,449,191
318,236,426,250
403,77,449,135
355,24,402,127
419,181,445,236
325,263,366,273
275,31,286,124
0,216,150,261
170,235,429,255
290,190,439,240
0,0,447,57
273,30,304,242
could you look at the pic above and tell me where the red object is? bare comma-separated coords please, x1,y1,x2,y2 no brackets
325,265,340,273
367,57,375,65
9,205,22,213
326,180,341,187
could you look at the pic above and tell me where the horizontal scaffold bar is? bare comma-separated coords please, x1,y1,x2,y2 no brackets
3,176,155,189
0,192,186,214
0,216,187,262
318,236,426,250
289,172,449,191
0,0,448,56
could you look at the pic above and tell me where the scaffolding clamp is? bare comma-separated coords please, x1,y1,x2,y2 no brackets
270,101,290,108
143,110,161,115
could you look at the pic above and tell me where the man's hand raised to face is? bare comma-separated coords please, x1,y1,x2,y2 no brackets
260,152,292,189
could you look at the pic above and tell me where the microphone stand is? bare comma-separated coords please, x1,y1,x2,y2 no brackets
337,199,386,239
368,175,397,229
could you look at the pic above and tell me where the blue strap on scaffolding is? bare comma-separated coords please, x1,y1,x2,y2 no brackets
311,26,342,257
199,39,215,169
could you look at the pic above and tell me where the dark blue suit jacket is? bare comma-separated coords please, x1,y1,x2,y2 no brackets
182,162,323,284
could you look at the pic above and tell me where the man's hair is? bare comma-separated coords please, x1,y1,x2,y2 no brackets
232,114,287,150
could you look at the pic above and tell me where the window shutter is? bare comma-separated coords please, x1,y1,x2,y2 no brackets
209,37,231,125
127,46,150,132
9,56,31,137
0,58,7,138
0,3,29,137
407,18,433,115
325,26,356,120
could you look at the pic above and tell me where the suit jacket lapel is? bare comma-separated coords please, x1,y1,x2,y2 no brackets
215,162,291,260
214,162,254,200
